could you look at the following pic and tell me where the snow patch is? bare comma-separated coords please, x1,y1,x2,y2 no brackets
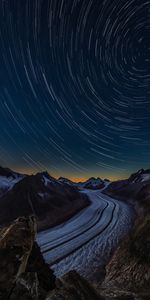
141,174,150,182
42,175,52,186
38,192,49,198
0,175,22,192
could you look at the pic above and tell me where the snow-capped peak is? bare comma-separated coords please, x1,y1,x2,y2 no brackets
129,168,150,183
0,166,24,196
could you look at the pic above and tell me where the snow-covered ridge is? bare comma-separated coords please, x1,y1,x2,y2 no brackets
129,168,150,183
141,174,150,182
0,166,26,197
0,166,110,195
0,176,22,190
58,176,110,190
40,172,62,187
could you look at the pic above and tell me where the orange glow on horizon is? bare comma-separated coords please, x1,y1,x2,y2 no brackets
69,177,88,183
69,175,127,182
9,165,128,182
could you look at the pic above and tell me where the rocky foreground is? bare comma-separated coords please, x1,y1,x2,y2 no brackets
0,213,149,300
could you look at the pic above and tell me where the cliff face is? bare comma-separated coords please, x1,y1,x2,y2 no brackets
0,216,55,300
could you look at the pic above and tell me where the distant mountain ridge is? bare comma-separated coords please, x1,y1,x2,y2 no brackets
0,166,21,178
58,176,110,189
0,166,110,194
0,165,110,231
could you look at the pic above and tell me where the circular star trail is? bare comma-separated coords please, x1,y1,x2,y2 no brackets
0,0,150,180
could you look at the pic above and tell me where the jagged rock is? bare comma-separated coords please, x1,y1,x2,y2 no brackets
0,216,55,300
9,272,43,300
27,242,55,292
46,271,103,300
0,216,36,299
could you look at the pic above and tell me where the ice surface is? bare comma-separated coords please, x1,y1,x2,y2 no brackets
37,189,134,279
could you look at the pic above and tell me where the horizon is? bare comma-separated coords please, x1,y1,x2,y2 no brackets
1,164,148,183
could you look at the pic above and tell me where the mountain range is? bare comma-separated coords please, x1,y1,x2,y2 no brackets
58,176,110,189
0,166,109,231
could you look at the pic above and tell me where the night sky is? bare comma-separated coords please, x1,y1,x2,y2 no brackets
0,0,150,181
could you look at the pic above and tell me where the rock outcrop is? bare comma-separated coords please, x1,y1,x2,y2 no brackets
47,271,103,300
0,216,55,300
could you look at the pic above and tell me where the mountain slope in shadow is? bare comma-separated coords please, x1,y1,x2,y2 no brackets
0,168,90,231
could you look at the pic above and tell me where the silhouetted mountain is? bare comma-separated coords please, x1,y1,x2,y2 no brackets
0,169,90,231
0,166,24,178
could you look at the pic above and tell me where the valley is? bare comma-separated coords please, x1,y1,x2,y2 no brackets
37,189,134,281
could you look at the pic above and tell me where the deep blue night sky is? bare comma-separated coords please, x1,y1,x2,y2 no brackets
0,0,150,181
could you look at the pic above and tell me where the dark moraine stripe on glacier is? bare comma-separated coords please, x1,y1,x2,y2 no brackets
37,189,134,280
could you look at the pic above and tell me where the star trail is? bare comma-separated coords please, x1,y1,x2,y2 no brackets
0,0,150,180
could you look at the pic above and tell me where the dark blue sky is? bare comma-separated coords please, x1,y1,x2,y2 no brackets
0,0,150,181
